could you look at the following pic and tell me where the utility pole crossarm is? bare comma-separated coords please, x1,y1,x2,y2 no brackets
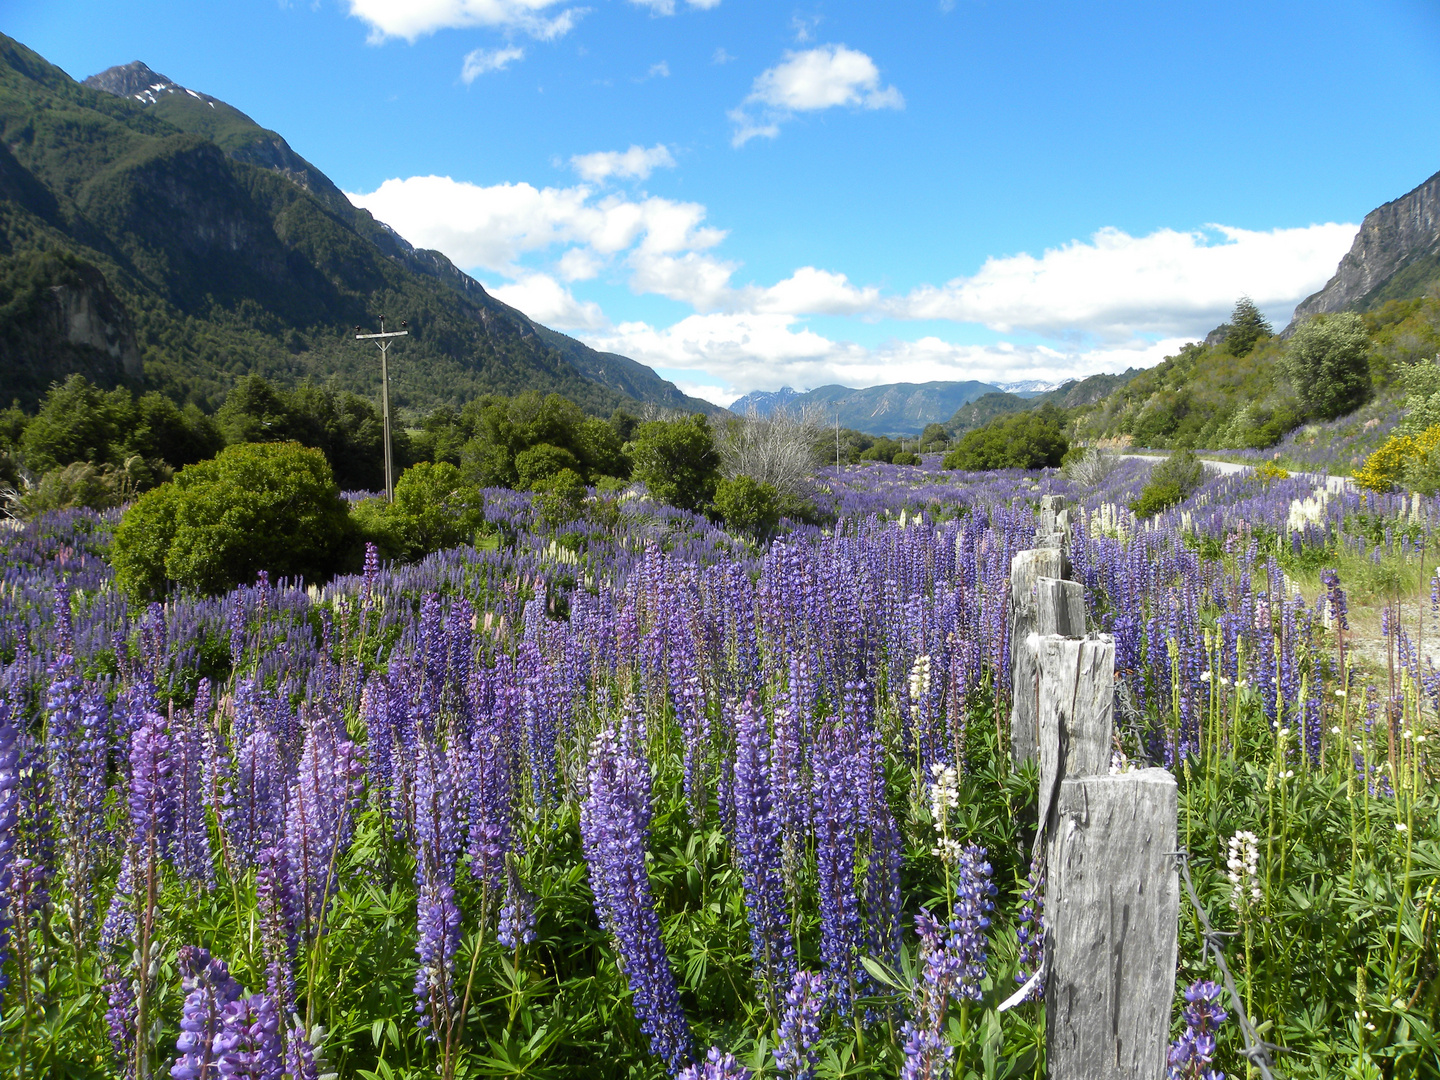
355,331,409,340
353,315,408,503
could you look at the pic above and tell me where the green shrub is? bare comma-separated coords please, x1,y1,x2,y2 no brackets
891,451,921,466
943,407,1068,470
1129,449,1206,518
19,458,159,516
386,462,486,560
532,467,587,527
1282,313,1373,420
112,441,350,599
630,415,721,512
714,475,782,538
515,443,582,489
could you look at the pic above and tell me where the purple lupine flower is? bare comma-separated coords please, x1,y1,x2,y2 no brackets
45,657,111,926
284,711,363,946
213,993,286,1079
774,970,824,1080
1014,859,1043,998
812,718,861,1015
467,677,516,893
172,702,215,886
581,716,692,1073
731,693,794,996
677,1046,753,1080
255,846,300,1012
413,739,462,1036
171,945,244,1080
1166,979,1227,1080
0,689,19,1003
898,1020,951,1080
129,707,175,863
950,843,996,1000
496,863,537,949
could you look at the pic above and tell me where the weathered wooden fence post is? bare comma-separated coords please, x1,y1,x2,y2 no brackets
1007,552,1069,767
1045,769,1180,1080
1005,508,1181,1078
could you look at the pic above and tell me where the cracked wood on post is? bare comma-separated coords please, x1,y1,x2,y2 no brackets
1032,633,1114,859
1008,547,1068,767
1045,769,1180,1080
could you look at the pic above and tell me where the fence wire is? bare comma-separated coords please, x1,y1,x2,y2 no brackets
1175,849,1282,1080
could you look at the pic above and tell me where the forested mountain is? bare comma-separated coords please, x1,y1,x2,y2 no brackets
730,380,1002,435
0,36,715,415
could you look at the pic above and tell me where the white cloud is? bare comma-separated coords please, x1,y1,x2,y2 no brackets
647,60,671,78
731,45,902,145
461,44,524,80
345,175,724,279
346,0,584,42
891,222,1358,339
557,247,603,280
630,0,721,12
486,273,607,330
584,314,1185,396
348,170,1358,397
570,143,676,183
791,12,822,42
712,47,735,64
673,381,740,407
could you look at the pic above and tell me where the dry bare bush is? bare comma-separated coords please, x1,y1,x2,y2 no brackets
716,405,825,498
1061,446,1123,488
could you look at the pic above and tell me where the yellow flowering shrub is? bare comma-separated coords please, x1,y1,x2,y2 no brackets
1354,423,1440,493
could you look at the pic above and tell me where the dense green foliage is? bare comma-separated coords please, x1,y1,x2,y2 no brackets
112,441,350,598
351,462,488,562
1129,449,1207,518
630,414,722,512
712,474,782,538
1283,313,1374,420
942,406,1068,470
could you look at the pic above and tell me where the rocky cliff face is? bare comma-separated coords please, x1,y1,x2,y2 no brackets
1289,169,1440,325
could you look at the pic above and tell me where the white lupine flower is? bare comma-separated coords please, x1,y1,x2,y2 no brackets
928,762,958,826
909,654,933,701
931,837,964,864
1226,831,1261,910
1109,749,1132,775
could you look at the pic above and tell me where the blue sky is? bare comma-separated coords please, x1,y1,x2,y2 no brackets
9,0,1440,403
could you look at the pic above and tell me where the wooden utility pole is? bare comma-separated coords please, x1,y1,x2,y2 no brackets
355,316,408,501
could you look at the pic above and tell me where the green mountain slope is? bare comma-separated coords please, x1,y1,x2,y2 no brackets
0,37,714,416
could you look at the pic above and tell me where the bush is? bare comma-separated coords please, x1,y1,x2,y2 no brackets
515,443,581,490
891,451,921,466
18,458,158,516
532,467,587,527
1129,449,1206,518
943,408,1068,471
713,475,782,538
1060,446,1122,487
1282,313,1373,420
112,442,350,599
1355,424,1440,494
384,462,486,560
630,414,721,512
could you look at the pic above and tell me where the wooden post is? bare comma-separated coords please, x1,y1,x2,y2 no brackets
1037,494,1071,549
1009,548,1068,767
1035,577,1086,637
1032,633,1114,857
1045,769,1180,1080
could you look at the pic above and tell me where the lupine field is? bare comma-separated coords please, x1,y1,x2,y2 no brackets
0,458,1436,1079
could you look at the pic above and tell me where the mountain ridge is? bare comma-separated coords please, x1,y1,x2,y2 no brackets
0,37,716,416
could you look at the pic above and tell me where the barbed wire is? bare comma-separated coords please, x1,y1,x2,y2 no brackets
1174,849,1281,1080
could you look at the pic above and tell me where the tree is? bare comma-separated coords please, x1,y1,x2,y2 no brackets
515,443,581,490
370,462,486,561
1129,448,1206,518
20,374,136,474
942,407,1069,471
1226,296,1272,357
630,414,721,511
112,441,350,599
1282,313,1372,420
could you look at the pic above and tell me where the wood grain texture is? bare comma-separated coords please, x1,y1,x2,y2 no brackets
1009,547,1068,766
1035,577,1087,637
1033,634,1115,859
1045,769,1180,1080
